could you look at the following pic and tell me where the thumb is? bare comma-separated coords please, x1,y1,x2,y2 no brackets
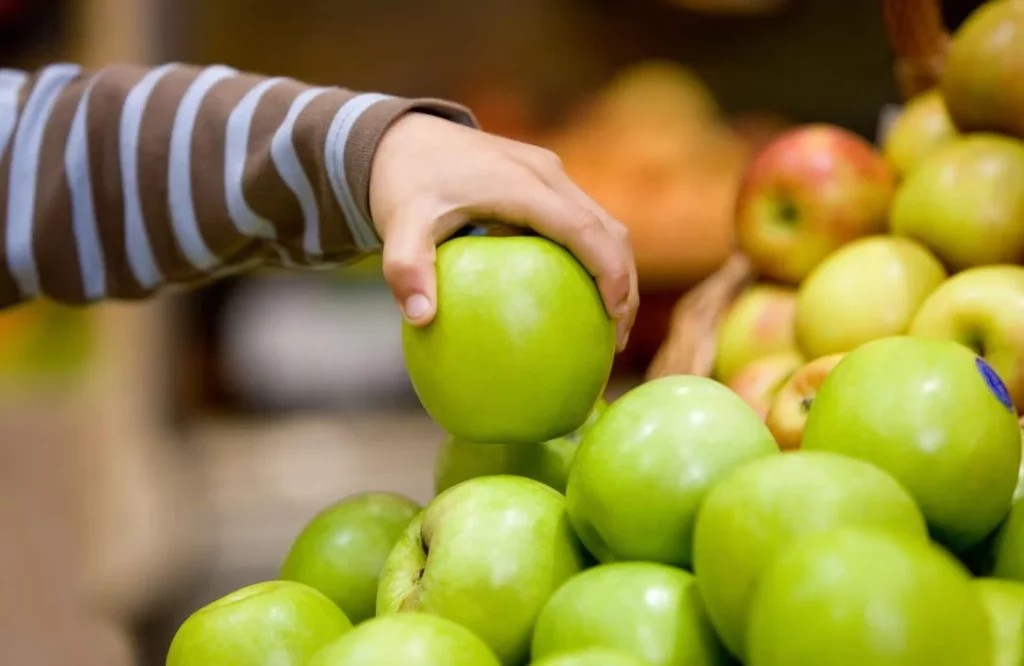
381,224,438,326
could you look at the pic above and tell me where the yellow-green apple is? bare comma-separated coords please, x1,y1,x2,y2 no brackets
735,124,896,284
166,581,352,666
307,613,500,666
795,236,946,359
713,284,799,383
530,647,649,666
434,399,608,495
974,578,1024,666
746,528,992,666
566,375,778,568
890,134,1024,270
803,336,1021,551
280,492,421,624
531,563,731,666
692,450,927,661
909,265,1024,411
402,236,615,444
942,0,1024,138
376,476,586,665
725,351,803,420
765,353,845,451
882,89,959,178
992,496,1024,582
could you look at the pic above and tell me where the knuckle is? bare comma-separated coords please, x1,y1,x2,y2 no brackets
381,253,419,284
530,147,565,172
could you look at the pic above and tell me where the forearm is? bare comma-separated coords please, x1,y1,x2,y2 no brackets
0,63,475,308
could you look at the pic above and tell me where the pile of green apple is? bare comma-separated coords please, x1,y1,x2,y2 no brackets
718,0,1024,458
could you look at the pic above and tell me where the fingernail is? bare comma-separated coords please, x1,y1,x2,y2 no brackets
404,294,430,320
617,323,630,350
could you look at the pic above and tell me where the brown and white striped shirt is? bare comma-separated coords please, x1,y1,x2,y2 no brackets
0,63,475,309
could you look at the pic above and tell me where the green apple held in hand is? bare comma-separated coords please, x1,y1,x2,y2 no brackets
974,578,1024,666
795,236,946,359
713,284,799,384
307,613,500,666
910,265,1024,412
166,581,352,666
746,529,992,666
803,336,1021,551
942,0,1024,138
377,475,586,665
529,647,649,666
280,492,420,624
891,134,1024,270
724,351,803,420
735,124,895,285
531,562,731,666
435,399,608,495
402,236,615,444
882,89,959,178
692,450,927,661
567,375,778,568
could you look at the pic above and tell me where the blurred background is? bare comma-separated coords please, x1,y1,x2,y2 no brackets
0,0,985,663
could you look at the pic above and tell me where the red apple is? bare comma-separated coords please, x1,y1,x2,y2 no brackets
765,353,846,451
736,124,896,284
713,284,799,384
726,352,804,420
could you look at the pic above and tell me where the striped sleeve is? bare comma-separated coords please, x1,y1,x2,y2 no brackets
0,63,477,308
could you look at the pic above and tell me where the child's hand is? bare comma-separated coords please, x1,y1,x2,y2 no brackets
370,113,638,350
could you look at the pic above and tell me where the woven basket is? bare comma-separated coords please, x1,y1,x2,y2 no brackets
646,0,949,381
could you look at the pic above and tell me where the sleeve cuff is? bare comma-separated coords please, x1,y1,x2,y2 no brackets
325,94,479,252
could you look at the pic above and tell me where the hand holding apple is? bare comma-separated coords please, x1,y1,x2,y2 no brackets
166,581,352,666
377,476,587,665
735,124,896,284
402,236,615,444
280,492,421,624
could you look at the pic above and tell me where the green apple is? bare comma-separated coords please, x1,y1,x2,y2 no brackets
993,496,1024,582
942,0,1024,138
802,336,1021,551
307,613,500,666
746,528,992,666
975,578,1024,666
735,124,896,285
794,236,946,359
891,134,1024,270
692,450,928,661
166,581,352,666
724,351,804,420
377,475,587,665
280,492,421,624
713,284,799,384
530,647,649,666
402,236,615,444
531,562,732,666
909,265,1024,411
434,399,608,495
567,375,778,568
882,89,959,178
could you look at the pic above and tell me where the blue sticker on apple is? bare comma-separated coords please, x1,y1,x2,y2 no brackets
977,357,1014,411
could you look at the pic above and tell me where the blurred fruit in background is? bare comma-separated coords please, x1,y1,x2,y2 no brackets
661,0,794,15
0,300,93,384
942,0,1024,139
882,89,959,178
713,284,798,384
547,60,748,290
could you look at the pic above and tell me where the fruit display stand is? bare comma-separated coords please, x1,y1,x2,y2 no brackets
647,0,949,381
